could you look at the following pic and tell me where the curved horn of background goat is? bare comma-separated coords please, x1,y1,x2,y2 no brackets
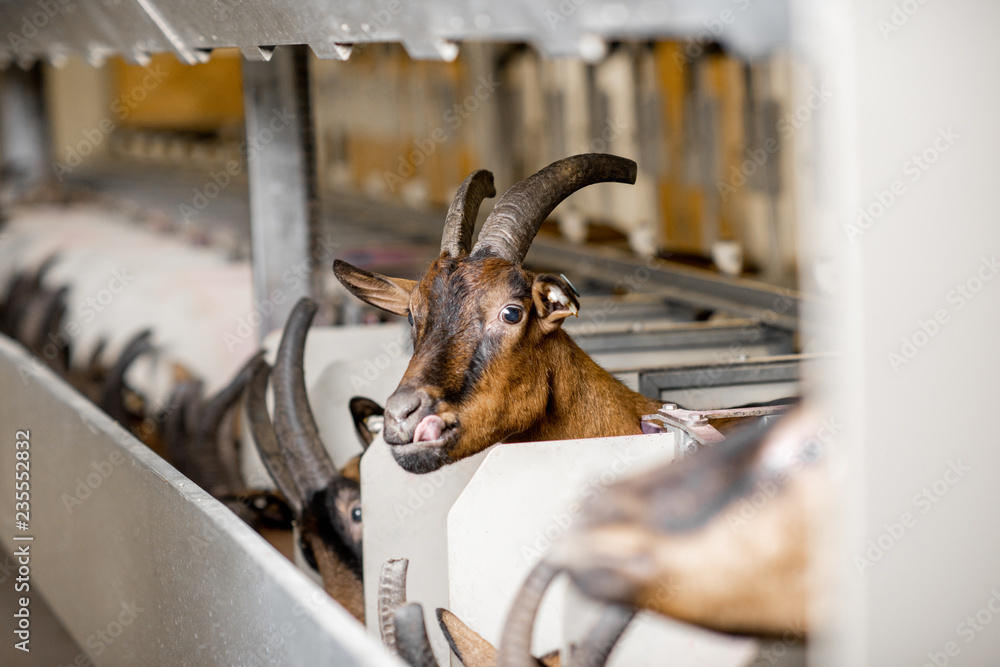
245,358,304,517
85,337,108,378
272,297,338,496
496,560,563,667
472,154,637,263
32,286,69,370
189,350,265,494
378,558,410,655
19,285,61,351
215,406,244,497
164,379,202,477
99,328,153,424
440,169,496,257
394,603,438,667
566,605,636,667
1,271,32,336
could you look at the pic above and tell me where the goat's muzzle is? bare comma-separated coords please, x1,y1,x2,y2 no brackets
382,386,456,473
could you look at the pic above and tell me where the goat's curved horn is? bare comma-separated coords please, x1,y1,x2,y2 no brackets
378,557,410,655
566,605,635,667
192,350,265,472
441,170,496,257
164,379,202,477
188,350,264,495
472,154,637,264
496,560,563,667
99,328,153,424
272,297,338,496
215,407,244,497
245,359,304,518
32,285,68,356
394,603,438,667
0,271,32,336
196,351,265,436
85,337,108,377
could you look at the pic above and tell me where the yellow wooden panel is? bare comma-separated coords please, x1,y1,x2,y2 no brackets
112,49,244,131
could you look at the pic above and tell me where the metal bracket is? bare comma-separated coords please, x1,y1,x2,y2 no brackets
643,403,791,458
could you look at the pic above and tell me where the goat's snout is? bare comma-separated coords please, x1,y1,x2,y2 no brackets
383,387,437,445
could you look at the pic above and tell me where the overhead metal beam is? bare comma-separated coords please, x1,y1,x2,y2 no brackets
0,0,788,66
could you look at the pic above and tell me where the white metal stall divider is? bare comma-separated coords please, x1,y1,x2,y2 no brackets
0,335,401,666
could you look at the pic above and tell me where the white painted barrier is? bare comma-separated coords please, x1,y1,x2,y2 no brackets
361,439,489,666
446,434,763,666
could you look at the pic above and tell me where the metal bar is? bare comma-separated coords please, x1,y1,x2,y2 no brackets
0,335,399,665
0,0,788,66
524,239,805,331
243,45,315,340
635,354,819,398
569,319,794,355
0,64,49,195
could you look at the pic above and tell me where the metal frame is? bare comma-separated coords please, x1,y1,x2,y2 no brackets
0,336,398,666
630,352,815,399
0,0,788,66
243,44,316,338
569,318,793,355
525,238,805,331
0,64,49,196
643,404,790,456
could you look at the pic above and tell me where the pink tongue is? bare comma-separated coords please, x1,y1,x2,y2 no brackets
413,415,445,443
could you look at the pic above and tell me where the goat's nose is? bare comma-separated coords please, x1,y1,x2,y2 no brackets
386,389,422,423
383,387,433,445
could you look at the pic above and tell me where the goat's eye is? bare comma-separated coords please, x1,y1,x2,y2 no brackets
500,305,523,324
351,505,362,523
407,312,414,327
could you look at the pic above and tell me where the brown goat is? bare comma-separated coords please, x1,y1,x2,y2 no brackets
335,154,665,474
495,408,823,666
245,297,376,622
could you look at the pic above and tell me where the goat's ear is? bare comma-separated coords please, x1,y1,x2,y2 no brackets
531,274,580,335
349,396,384,450
333,260,416,317
436,608,498,667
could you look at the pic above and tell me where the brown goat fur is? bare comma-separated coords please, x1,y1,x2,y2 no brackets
545,408,822,638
